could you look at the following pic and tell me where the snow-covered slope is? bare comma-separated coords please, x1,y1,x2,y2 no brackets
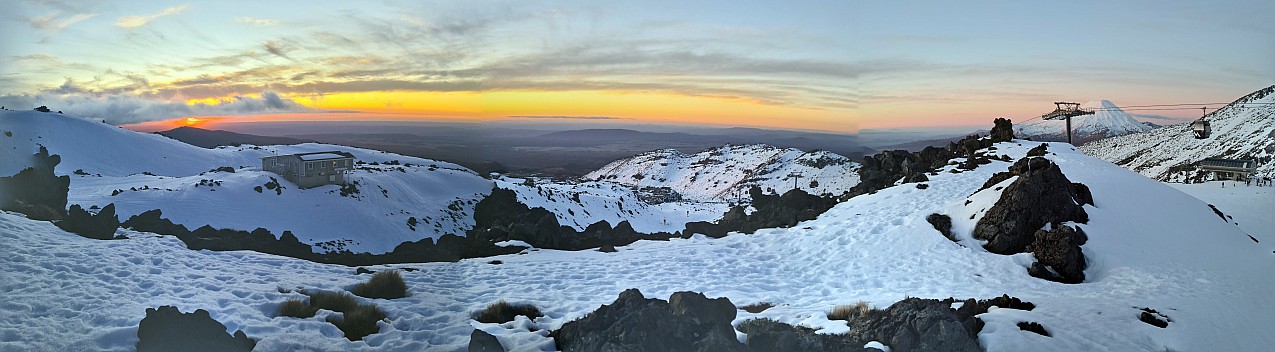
1015,100,1154,143
1,110,493,254
584,144,860,201
493,176,727,233
1169,181,1275,241
5,140,1272,351
1082,86,1275,181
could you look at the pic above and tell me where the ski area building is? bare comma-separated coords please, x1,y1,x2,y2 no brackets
1198,158,1257,181
261,151,355,188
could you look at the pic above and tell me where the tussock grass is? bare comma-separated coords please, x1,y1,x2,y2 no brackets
327,304,387,341
276,291,387,341
308,291,360,313
351,270,408,299
827,301,872,321
740,302,776,314
472,300,544,324
277,298,317,318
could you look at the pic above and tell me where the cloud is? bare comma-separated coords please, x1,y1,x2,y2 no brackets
115,4,189,29
235,17,279,26
262,41,296,60
27,12,98,35
508,115,631,120
0,90,311,125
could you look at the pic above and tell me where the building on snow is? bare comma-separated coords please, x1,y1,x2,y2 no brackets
261,151,355,188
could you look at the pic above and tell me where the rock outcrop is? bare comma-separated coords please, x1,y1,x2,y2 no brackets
973,157,1091,254
990,118,1015,142
468,329,506,352
136,306,256,352
926,214,955,242
684,187,838,237
56,203,120,239
1026,225,1089,283
973,156,1093,283
739,296,1029,352
0,146,69,220
553,289,743,352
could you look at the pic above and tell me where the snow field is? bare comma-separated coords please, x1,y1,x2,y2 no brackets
494,177,728,233
585,144,861,201
4,140,1273,351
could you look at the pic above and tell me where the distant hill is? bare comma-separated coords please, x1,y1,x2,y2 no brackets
157,126,313,148
1083,85,1275,181
585,144,860,201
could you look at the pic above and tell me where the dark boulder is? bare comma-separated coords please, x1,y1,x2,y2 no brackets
972,157,1090,254
1138,308,1170,328
990,118,1015,142
1017,322,1050,336
739,295,1033,352
469,329,506,352
56,203,120,239
844,298,984,352
136,306,256,352
0,146,70,220
1026,225,1088,283
856,150,925,192
685,187,838,237
1026,143,1048,157
469,188,677,251
926,214,955,242
916,146,958,171
121,209,190,236
737,318,858,351
553,289,743,352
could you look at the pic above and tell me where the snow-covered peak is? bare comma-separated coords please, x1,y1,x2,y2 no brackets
1083,85,1275,181
584,144,860,201
1014,99,1154,144
1090,99,1120,110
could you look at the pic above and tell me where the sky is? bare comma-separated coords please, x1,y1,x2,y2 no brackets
2,0,1273,133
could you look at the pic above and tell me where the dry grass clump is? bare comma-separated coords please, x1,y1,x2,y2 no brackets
826,301,872,321
276,291,387,341
327,304,387,341
351,270,408,299
277,298,317,318
472,300,544,324
740,302,776,314
308,291,360,313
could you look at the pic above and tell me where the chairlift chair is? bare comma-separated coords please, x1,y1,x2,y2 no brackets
1191,119,1210,139
1191,107,1210,139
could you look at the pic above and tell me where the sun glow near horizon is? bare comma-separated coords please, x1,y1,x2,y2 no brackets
150,89,860,133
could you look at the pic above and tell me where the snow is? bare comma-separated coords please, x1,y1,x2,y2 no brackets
296,153,352,161
1167,181,1275,243
494,240,532,248
1,110,493,254
1083,85,1275,181
1015,100,1153,140
864,340,891,351
4,140,1274,351
493,176,728,233
584,144,861,201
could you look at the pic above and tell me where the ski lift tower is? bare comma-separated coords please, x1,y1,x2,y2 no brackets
1041,102,1094,144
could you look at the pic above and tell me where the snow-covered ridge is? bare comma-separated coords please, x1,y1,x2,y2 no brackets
1,110,494,254
1082,86,1275,181
584,144,860,201
5,139,1274,350
1014,100,1154,143
493,177,727,233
